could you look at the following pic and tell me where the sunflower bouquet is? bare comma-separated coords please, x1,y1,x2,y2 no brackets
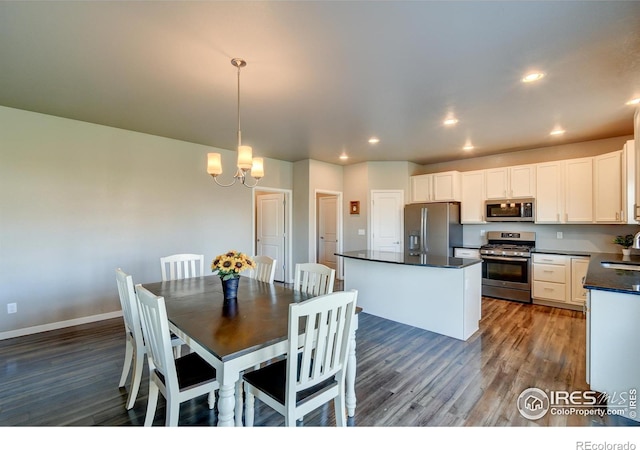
211,250,255,281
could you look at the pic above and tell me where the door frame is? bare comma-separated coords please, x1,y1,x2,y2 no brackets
314,189,343,280
252,187,293,283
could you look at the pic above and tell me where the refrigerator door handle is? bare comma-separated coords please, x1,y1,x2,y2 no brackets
421,207,428,252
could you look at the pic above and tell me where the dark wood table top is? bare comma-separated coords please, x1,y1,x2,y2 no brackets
142,275,313,362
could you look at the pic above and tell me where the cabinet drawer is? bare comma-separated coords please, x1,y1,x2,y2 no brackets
533,281,566,302
454,248,480,259
533,264,566,283
533,254,567,265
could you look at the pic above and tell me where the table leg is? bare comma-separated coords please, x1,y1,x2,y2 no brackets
217,382,235,426
346,326,357,417
235,379,244,426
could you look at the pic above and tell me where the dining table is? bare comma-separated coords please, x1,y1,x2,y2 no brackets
142,275,359,426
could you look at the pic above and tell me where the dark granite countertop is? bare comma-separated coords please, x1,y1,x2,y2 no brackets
583,253,640,295
335,250,483,269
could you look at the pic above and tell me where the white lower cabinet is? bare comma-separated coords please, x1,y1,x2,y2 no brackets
570,257,590,305
532,253,589,309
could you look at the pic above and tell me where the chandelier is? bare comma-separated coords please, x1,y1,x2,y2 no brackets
207,58,264,187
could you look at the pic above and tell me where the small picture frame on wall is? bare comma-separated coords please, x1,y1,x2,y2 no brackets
350,201,360,215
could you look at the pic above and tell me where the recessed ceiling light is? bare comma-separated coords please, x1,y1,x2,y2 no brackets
368,137,380,144
443,117,459,126
339,154,349,160
626,97,640,106
550,128,566,136
522,72,545,83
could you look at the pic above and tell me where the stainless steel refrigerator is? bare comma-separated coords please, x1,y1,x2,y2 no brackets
404,202,462,256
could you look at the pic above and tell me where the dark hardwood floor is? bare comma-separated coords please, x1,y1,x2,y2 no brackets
1,284,637,427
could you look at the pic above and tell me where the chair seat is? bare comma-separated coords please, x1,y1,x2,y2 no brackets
155,352,217,391
243,358,337,407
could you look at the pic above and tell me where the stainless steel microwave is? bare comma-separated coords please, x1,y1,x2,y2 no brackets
485,199,535,222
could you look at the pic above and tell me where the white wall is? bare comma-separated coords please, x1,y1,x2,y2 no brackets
0,106,292,336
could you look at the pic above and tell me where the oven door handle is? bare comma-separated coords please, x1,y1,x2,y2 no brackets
481,256,529,263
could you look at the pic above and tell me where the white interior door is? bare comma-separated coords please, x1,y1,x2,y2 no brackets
318,196,338,271
371,190,404,252
257,192,285,282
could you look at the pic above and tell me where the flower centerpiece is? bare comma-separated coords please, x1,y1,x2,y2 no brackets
614,234,635,257
211,250,254,301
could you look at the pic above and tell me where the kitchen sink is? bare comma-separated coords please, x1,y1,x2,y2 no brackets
600,262,640,271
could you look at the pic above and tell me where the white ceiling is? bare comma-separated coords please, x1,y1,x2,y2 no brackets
1,1,639,166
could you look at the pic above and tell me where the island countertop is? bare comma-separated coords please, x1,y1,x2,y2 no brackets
335,250,482,269
583,252,640,295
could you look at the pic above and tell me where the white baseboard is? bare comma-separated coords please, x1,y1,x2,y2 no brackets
0,310,124,341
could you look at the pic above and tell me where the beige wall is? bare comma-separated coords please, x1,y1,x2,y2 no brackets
0,106,293,336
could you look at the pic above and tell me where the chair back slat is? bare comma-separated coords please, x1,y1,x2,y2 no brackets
293,263,335,296
136,285,177,382
286,290,357,401
249,255,277,283
160,254,204,281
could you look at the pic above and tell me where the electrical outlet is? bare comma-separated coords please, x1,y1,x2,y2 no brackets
480,230,486,237
358,229,365,236
557,232,563,239
7,303,17,314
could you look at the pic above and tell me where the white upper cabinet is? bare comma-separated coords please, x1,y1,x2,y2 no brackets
634,109,640,221
535,161,565,223
410,171,461,203
485,164,536,199
410,174,433,203
624,139,638,224
594,150,624,223
565,157,593,223
461,170,486,223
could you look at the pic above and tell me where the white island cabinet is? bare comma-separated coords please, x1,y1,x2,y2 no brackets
583,253,640,422
336,250,482,341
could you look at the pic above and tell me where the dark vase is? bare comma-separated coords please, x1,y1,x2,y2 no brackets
222,276,240,300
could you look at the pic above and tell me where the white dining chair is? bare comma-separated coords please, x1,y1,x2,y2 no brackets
135,284,220,426
243,290,358,426
249,255,277,283
115,268,183,410
293,263,335,296
160,253,204,281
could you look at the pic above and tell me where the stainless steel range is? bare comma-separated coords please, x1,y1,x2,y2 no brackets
480,231,536,303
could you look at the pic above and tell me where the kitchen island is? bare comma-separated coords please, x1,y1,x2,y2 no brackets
335,250,482,341
583,252,640,423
